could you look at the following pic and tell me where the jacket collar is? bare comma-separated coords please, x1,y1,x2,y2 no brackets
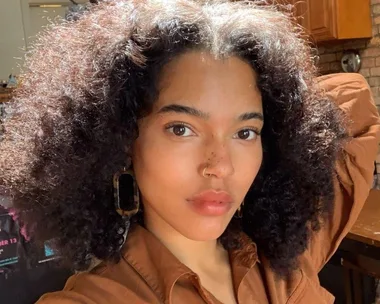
122,224,193,303
122,224,259,303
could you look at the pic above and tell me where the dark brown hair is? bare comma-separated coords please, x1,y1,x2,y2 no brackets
0,0,346,276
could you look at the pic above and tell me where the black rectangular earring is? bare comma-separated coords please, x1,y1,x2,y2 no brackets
113,168,140,219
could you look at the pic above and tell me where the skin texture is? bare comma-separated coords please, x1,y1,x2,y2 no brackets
132,51,263,304
133,52,263,246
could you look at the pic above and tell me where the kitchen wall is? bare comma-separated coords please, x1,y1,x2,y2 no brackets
0,0,84,80
0,0,29,80
28,6,67,43
316,0,380,180
317,0,380,104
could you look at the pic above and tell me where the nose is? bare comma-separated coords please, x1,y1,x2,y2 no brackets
201,141,235,179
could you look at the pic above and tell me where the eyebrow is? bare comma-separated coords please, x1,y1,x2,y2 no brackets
158,104,209,119
238,112,264,122
158,104,263,122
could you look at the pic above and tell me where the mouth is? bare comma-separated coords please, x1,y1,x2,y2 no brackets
187,190,233,216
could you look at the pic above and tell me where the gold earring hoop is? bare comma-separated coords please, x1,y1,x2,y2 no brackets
113,168,140,219
234,201,244,219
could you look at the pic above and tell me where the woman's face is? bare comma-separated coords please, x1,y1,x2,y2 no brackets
132,51,263,241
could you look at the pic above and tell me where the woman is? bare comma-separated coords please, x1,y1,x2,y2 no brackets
0,0,379,303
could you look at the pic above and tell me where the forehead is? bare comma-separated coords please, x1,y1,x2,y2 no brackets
154,51,262,113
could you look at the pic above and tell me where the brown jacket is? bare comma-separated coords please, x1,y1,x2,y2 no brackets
36,73,380,304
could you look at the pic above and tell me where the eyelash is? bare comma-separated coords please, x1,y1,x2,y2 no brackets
165,122,261,140
233,128,261,141
165,122,195,137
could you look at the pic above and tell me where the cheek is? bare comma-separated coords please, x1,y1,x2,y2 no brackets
131,134,200,199
233,141,263,191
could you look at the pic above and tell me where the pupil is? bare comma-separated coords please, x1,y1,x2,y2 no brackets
174,126,185,136
239,130,249,139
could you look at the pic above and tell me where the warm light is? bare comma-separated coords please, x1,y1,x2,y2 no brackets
39,5,62,8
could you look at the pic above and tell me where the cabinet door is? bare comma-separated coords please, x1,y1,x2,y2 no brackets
276,0,370,43
303,0,337,42
289,0,308,35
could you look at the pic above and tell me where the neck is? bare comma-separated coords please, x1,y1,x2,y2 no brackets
144,211,228,273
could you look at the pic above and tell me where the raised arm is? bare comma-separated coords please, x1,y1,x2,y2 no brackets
307,73,380,271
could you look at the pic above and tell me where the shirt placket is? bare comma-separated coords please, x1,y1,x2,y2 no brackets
188,274,223,304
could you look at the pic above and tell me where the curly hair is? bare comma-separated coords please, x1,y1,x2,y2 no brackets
0,0,346,276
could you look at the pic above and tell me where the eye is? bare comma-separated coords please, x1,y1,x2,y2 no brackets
166,123,195,137
233,129,259,141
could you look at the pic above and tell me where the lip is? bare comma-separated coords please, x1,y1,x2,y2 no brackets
187,190,233,216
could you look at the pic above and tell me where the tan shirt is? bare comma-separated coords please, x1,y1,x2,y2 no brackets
36,73,380,304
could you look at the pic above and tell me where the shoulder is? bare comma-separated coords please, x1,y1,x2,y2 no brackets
36,263,159,304
36,289,96,304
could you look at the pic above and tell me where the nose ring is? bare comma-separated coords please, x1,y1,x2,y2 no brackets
202,166,211,178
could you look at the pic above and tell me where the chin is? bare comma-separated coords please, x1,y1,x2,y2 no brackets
174,217,230,242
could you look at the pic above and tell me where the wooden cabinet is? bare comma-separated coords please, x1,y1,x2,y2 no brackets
0,88,13,103
290,0,372,43
301,0,336,41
